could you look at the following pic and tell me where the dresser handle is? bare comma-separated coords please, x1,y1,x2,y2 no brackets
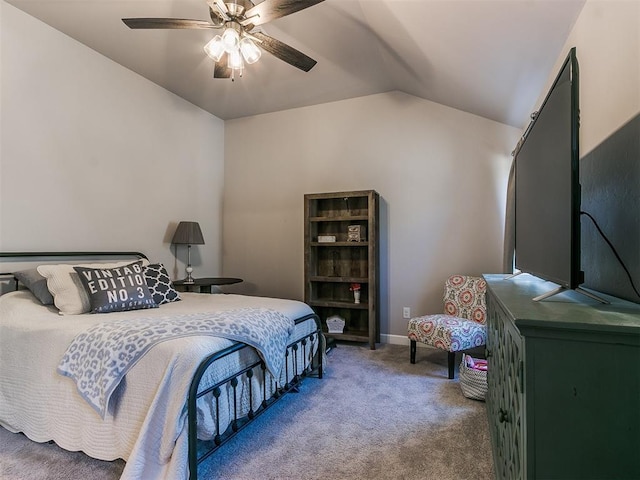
498,408,509,423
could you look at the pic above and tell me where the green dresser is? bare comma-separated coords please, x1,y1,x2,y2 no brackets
484,273,640,480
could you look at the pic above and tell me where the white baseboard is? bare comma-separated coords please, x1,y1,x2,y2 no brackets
380,333,437,349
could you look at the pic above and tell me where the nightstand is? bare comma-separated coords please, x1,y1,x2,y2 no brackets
173,277,243,294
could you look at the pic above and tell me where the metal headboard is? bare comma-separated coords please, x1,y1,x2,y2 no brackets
0,251,148,277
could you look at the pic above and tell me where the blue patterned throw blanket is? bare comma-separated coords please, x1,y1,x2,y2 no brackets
57,308,294,418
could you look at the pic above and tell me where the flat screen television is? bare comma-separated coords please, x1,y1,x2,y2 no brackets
514,47,588,301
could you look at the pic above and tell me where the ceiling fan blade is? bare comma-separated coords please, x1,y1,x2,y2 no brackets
206,0,230,23
206,0,229,16
214,53,232,78
122,18,215,29
252,32,317,72
245,0,325,27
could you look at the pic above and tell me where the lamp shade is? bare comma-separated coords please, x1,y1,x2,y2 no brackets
171,221,205,245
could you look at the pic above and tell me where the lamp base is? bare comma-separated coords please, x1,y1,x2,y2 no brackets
183,265,195,284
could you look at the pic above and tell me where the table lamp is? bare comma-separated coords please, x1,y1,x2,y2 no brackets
171,221,205,284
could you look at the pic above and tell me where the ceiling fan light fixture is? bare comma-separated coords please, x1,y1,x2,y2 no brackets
204,35,225,61
124,0,325,80
239,37,261,64
228,49,244,71
221,27,240,53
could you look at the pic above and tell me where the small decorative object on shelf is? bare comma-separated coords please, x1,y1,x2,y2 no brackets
317,235,336,243
348,225,365,242
350,283,361,304
326,315,346,333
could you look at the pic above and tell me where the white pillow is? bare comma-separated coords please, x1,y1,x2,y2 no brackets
37,259,150,315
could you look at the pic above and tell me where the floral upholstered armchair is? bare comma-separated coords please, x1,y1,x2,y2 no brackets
407,275,487,379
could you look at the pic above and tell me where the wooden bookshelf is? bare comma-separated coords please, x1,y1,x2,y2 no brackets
304,190,379,349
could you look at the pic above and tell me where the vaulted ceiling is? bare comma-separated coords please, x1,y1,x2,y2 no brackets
6,0,586,128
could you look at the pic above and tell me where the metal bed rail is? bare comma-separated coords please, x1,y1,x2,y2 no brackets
187,313,323,480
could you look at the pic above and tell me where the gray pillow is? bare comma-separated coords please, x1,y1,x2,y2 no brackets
14,269,54,305
73,261,157,313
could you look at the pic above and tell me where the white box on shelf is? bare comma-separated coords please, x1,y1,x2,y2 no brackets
317,235,336,243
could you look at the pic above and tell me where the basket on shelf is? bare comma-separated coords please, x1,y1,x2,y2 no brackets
459,354,488,401
326,315,345,334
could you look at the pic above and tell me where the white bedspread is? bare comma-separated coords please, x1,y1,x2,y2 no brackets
0,291,317,479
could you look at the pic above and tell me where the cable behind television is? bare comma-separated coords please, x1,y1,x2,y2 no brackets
581,210,640,300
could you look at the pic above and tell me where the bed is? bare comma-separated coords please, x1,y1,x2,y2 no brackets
0,252,323,480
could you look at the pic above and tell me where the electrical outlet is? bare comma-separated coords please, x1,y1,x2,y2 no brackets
403,307,411,319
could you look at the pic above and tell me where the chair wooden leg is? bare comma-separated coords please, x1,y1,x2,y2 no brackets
448,351,456,379
410,340,417,364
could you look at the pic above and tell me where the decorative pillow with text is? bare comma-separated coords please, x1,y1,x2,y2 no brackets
37,259,150,315
73,261,157,313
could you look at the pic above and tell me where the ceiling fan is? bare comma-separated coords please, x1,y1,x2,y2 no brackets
122,0,324,80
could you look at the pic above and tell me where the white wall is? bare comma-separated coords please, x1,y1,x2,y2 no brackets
560,0,639,301
534,0,639,154
0,2,225,277
224,92,520,337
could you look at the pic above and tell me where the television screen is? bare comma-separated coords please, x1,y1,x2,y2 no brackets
514,48,582,291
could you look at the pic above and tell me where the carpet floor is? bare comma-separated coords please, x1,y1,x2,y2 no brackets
0,343,494,480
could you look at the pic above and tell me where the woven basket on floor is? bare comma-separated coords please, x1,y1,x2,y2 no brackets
459,354,487,401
